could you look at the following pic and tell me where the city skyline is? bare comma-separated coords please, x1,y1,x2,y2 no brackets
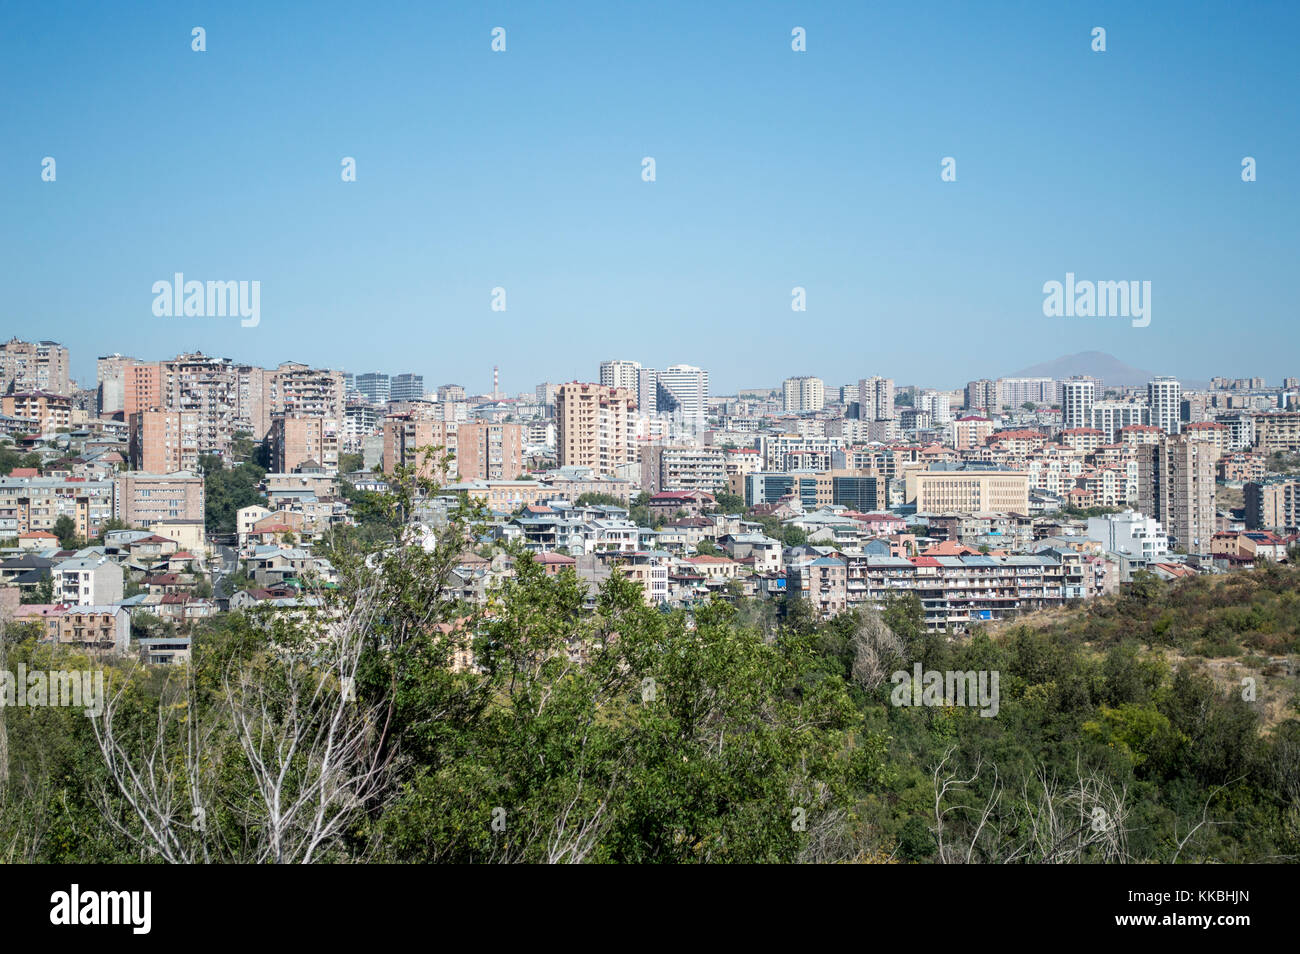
5,1,1298,392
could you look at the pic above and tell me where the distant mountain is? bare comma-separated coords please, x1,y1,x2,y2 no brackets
1009,351,1161,388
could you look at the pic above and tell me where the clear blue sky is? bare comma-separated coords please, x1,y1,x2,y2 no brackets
3,1,1297,394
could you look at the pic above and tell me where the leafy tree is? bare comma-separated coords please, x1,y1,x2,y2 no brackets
52,515,80,549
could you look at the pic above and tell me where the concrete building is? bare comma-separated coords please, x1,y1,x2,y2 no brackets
555,382,635,477
52,555,123,607
1085,510,1169,566
96,354,140,416
965,379,999,414
1138,435,1216,553
640,444,727,494
1253,412,1300,455
0,475,115,539
269,415,340,472
1148,376,1182,435
454,420,525,480
599,360,642,392
857,376,895,421
782,376,825,413
997,376,1055,408
652,365,710,431
1060,380,1096,431
129,409,200,473
115,472,205,527
0,338,70,397
1091,401,1149,442
1,391,72,430
909,468,1030,515
951,416,994,451
1244,479,1300,532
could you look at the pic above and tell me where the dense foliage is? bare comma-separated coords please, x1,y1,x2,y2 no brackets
2,472,1297,864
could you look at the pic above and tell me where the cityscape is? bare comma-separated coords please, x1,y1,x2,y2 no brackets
0,2,1295,904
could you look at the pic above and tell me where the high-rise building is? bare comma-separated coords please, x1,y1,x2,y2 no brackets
782,376,825,413
653,365,710,431
356,372,390,405
555,382,635,476
96,354,140,416
857,377,895,421
129,409,200,473
1091,401,1150,443
917,389,952,425
269,415,340,472
1138,434,1216,552
437,384,467,403
1148,376,1182,435
0,339,70,396
390,373,425,403
600,360,642,392
454,420,524,480
964,379,999,414
1060,380,1096,431
996,377,1055,409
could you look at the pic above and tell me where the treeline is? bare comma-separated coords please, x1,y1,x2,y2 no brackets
0,479,1296,863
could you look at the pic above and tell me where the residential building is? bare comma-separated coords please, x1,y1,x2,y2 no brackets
555,382,635,476
0,339,70,396
52,555,123,606
1138,435,1216,552
782,376,825,413
115,471,205,527
1148,376,1182,435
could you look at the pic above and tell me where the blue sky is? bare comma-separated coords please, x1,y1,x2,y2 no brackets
3,1,1297,394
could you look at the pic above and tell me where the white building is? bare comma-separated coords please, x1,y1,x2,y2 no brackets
1148,376,1182,435
1085,510,1168,566
52,555,124,607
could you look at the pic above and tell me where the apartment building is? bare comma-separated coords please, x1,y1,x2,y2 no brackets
555,382,635,477
599,360,642,392
1085,510,1169,566
857,376,895,421
1244,479,1300,532
96,354,140,416
55,605,130,653
1060,380,1096,431
265,363,346,428
1091,401,1149,442
640,444,727,494
454,420,524,480
382,413,523,481
951,416,994,451
128,408,199,472
123,361,163,417
782,376,825,413
1138,434,1216,552
269,415,340,472
0,339,70,396
789,551,1079,630
997,377,1055,408
1253,412,1300,455
52,555,124,607
1148,376,1182,435
115,471,205,526
965,379,999,414
787,556,849,618
1,391,72,430
0,475,114,538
